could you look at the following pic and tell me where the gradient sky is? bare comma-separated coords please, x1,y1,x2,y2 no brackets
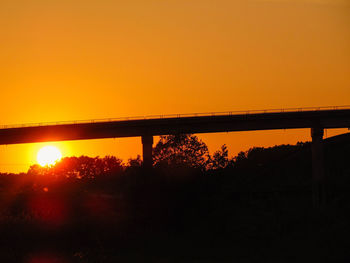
0,0,349,172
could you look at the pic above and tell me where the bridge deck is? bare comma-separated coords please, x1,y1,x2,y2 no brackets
0,106,350,145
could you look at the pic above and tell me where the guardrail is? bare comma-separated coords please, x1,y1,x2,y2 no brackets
1,105,350,129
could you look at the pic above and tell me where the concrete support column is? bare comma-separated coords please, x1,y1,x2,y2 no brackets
142,135,153,169
311,127,325,209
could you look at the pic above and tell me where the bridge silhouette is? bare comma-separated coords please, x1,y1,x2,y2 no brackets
1,106,350,207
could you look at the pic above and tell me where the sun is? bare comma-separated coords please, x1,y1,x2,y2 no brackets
37,146,62,167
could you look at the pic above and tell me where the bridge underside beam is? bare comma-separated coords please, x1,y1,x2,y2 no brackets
142,135,153,169
1,109,350,146
311,127,325,208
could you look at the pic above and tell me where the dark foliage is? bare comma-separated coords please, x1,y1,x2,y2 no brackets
153,134,211,169
27,155,124,178
0,134,349,262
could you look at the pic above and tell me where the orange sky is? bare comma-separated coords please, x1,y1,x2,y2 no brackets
0,0,349,172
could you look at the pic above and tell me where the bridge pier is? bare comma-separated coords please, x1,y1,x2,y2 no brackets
311,127,326,209
142,135,153,169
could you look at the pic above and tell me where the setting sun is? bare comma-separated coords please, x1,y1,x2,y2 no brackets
37,146,62,167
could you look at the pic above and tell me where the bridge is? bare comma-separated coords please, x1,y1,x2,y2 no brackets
1,106,350,207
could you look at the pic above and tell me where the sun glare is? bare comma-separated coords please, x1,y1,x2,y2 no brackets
37,146,62,167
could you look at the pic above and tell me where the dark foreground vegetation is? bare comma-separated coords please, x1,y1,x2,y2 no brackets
0,134,350,262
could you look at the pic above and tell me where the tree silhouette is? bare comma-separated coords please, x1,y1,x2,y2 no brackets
27,156,124,178
100,155,124,174
208,144,233,170
27,164,49,176
127,155,142,168
153,134,210,169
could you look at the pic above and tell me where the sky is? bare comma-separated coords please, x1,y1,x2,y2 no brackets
0,0,349,172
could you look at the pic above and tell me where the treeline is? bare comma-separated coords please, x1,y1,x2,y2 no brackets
0,134,349,262
0,134,310,179
1,133,349,197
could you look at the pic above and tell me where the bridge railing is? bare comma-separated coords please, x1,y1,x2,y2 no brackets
1,105,350,129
